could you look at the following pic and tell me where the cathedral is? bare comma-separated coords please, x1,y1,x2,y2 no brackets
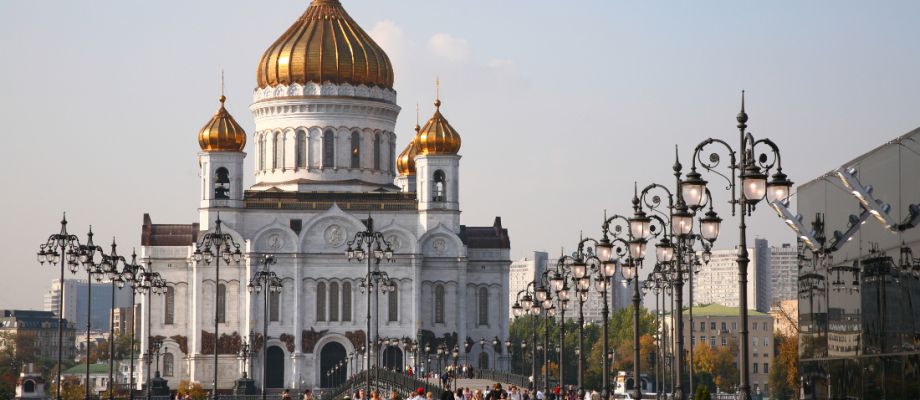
138,0,511,392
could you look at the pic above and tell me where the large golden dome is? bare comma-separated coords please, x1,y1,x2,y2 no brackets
416,99,461,155
396,125,420,176
198,96,247,152
256,0,394,89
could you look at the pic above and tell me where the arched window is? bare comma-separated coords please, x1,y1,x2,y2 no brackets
323,130,335,168
329,282,340,322
388,283,399,322
316,282,327,322
295,130,306,168
373,133,381,170
350,131,361,168
390,141,396,173
163,353,174,377
216,283,226,323
478,287,489,326
164,286,175,325
272,132,282,169
214,167,230,200
270,291,280,322
434,285,445,324
433,170,446,202
342,282,352,322
23,380,34,393
259,133,266,170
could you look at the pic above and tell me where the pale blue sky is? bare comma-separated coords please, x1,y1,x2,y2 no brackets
2,1,920,309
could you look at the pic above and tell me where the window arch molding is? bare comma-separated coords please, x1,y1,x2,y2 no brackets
322,129,336,168
350,130,361,169
434,284,445,324
433,170,447,202
272,131,282,170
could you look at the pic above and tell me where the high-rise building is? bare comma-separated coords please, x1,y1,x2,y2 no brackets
43,279,132,332
693,238,770,312
509,252,548,317
112,306,140,336
769,243,798,303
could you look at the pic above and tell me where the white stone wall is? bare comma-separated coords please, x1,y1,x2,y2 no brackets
250,83,401,189
141,205,510,391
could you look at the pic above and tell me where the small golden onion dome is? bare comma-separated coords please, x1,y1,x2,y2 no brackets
198,96,247,152
395,125,420,176
256,0,394,89
416,99,461,155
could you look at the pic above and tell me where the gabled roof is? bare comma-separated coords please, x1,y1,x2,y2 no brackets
141,214,199,246
460,217,511,249
63,364,110,375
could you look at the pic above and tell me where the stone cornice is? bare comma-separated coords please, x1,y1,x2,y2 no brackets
253,82,397,104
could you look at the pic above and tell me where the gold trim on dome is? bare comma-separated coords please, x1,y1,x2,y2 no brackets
396,125,420,176
256,0,394,89
198,96,247,152
416,99,461,155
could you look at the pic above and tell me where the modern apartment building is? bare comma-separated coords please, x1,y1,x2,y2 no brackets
692,239,771,312
664,304,774,396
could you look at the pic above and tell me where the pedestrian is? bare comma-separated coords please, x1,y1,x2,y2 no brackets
283,389,293,400
304,389,313,400
508,386,521,400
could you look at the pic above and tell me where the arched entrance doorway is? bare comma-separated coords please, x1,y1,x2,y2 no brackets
265,346,285,388
382,346,403,371
320,342,347,388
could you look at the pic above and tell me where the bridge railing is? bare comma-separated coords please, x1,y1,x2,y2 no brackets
472,369,541,390
319,368,446,400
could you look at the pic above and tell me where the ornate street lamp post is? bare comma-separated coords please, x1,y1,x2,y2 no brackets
96,239,131,400
346,215,394,394
76,228,105,400
121,251,146,400
680,92,791,399
37,214,82,400
247,255,282,400
511,283,539,389
192,216,243,400
148,339,163,389
139,269,167,400
548,264,571,391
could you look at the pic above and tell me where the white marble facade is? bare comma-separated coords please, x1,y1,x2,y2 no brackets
139,206,510,391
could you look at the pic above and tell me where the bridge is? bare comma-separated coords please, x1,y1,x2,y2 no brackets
318,368,538,400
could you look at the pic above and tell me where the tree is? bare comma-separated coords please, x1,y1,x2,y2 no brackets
692,342,737,392
178,380,208,400
50,377,85,400
694,384,711,400
769,333,799,398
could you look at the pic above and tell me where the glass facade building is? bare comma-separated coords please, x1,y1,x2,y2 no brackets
795,127,920,399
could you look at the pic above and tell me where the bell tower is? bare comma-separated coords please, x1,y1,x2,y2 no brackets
197,95,246,209
413,97,462,230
